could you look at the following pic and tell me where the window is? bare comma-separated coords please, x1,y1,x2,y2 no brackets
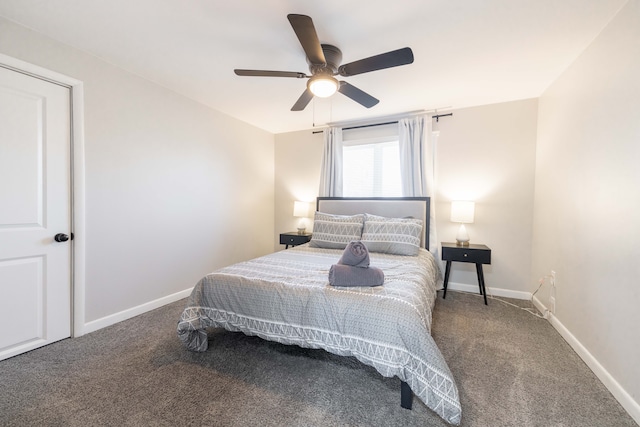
342,123,402,197
343,141,401,196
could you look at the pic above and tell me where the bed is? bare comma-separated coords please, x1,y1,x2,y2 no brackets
177,197,462,425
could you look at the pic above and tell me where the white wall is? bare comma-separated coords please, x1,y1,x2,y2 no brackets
274,100,538,298
0,17,274,325
436,99,538,296
273,130,324,251
533,0,640,421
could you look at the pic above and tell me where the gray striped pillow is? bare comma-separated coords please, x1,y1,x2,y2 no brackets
361,214,423,256
309,212,364,249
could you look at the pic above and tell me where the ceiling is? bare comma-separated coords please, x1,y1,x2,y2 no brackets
0,0,627,134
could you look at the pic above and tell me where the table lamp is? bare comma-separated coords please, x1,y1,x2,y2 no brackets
293,201,310,234
451,201,475,246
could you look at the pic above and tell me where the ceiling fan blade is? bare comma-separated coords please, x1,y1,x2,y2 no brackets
338,47,414,77
234,69,307,78
287,14,326,65
338,82,379,108
291,89,314,111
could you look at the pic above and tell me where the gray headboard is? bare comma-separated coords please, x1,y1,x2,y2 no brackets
316,197,431,249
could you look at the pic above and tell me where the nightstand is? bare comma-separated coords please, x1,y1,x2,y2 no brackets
441,242,492,305
280,232,312,249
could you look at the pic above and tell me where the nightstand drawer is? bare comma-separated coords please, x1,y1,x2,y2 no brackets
441,243,491,264
279,232,312,246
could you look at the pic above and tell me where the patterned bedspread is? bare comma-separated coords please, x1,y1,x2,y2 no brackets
177,245,461,425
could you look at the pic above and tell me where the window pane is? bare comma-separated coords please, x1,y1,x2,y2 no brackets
343,145,374,196
381,144,401,196
343,141,402,197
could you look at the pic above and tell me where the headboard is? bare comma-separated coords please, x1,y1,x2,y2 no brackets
316,197,431,249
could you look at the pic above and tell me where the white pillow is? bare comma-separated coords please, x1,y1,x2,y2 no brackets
361,213,423,256
309,212,364,249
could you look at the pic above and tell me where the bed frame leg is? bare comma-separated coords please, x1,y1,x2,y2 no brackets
401,381,413,410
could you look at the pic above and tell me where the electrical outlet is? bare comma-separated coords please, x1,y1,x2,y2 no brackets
549,296,556,314
550,270,556,287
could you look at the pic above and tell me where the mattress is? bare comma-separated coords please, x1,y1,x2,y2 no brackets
177,245,461,424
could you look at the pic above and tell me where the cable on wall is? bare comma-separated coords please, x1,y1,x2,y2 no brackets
443,275,551,320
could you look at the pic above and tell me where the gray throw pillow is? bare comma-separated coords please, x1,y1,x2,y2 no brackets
361,213,423,256
309,212,365,249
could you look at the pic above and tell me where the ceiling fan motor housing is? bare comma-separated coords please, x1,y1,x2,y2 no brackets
308,44,343,75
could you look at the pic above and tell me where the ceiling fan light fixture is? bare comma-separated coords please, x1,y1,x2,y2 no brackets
308,75,338,97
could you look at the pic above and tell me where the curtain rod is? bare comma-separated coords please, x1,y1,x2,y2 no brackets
311,113,453,134
433,112,452,122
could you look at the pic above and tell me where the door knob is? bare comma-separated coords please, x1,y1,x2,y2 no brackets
54,233,70,242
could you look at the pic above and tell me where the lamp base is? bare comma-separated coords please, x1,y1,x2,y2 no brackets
296,217,307,235
455,223,470,246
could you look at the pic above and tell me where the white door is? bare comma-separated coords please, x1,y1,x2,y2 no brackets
0,65,71,361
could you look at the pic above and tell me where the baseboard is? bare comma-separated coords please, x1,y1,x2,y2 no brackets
533,296,640,425
443,281,532,300
82,287,193,335
531,295,549,317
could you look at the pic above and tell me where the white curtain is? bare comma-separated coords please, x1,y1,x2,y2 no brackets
398,116,439,261
318,127,343,197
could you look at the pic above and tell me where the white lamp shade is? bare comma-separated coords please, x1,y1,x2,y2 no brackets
450,201,475,223
293,201,309,218
307,76,338,97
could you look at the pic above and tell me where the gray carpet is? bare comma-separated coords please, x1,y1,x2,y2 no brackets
0,290,636,427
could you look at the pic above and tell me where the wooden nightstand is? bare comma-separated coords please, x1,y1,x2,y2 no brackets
441,242,492,305
280,232,312,249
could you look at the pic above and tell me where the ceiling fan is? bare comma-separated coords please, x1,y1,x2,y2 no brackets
234,14,414,111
